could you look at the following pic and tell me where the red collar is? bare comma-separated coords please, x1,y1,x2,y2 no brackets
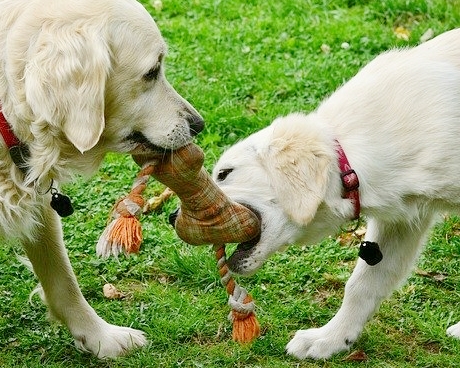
0,103,20,148
336,140,360,220
1,102,30,174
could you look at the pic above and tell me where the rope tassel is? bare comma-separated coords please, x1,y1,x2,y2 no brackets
215,244,260,343
96,164,154,258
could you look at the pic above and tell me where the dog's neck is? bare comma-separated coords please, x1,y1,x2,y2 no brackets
335,140,360,220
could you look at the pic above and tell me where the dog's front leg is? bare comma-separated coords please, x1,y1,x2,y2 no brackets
286,215,434,360
22,205,146,358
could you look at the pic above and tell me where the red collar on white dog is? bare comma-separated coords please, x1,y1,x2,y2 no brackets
336,144,382,265
0,103,20,148
0,101,73,217
0,101,30,174
336,140,360,220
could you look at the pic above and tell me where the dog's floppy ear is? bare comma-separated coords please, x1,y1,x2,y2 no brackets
261,114,335,225
24,22,111,153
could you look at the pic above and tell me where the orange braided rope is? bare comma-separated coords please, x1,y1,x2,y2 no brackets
214,244,260,343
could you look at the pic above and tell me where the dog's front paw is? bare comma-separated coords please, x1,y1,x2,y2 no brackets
447,322,460,339
286,328,353,360
74,323,147,358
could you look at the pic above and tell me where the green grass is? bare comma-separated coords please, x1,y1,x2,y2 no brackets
1,0,460,366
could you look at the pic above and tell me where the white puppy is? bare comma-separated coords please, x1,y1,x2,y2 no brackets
212,28,460,359
0,0,203,358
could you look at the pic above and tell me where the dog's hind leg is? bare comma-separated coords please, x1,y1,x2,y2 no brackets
286,214,435,360
22,205,146,358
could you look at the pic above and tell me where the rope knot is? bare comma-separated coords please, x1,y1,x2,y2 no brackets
228,285,255,317
215,244,260,343
115,196,143,218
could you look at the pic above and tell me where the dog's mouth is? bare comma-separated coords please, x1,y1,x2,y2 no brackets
127,131,173,165
226,204,262,273
127,131,167,152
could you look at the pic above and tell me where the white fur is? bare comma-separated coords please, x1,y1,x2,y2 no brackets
0,0,203,358
213,28,460,359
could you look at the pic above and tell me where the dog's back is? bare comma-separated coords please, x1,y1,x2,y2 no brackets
415,28,460,69
314,29,460,211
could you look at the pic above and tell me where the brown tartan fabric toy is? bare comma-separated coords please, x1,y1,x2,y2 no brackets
148,143,260,246
97,143,261,343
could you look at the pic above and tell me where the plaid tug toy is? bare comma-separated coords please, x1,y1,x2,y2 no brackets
97,143,262,343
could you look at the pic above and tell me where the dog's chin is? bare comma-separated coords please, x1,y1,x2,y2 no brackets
220,203,263,276
131,147,170,166
226,233,263,276
125,131,181,165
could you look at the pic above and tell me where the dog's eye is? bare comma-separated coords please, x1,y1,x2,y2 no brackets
217,168,233,182
143,65,161,82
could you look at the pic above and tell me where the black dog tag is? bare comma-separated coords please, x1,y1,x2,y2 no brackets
50,189,74,217
359,241,383,266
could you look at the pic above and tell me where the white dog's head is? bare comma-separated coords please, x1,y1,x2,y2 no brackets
0,0,203,186
212,113,346,276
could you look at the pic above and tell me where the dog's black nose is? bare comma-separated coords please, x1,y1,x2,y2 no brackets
187,114,204,136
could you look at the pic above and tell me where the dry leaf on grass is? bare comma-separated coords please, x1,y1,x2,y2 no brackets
143,187,175,213
344,350,368,362
394,26,410,41
420,28,434,43
415,269,447,282
103,283,125,299
337,226,366,246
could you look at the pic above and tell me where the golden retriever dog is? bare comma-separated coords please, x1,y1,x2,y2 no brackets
212,28,460,359
0,0,203,358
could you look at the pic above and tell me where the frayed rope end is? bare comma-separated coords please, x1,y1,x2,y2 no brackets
230,301,261,343
109,216,142,253
96,163,156,258
97,194,144,258
96,216,142,258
